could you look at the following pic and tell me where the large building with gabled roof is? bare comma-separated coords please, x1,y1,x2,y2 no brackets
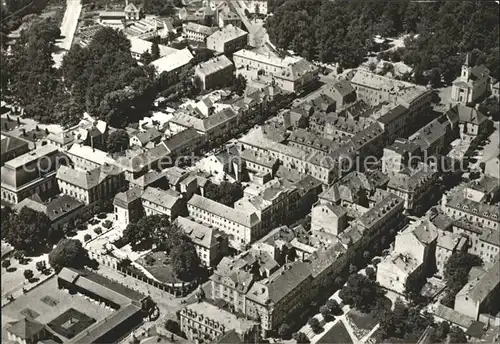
451,53,490,104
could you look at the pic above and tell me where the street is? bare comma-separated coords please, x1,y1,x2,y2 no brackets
53,0,82,67
231,1,269,48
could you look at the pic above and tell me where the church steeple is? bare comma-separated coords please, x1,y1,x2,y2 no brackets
461,53,471,81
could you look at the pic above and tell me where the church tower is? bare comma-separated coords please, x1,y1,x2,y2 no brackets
461,53,471,81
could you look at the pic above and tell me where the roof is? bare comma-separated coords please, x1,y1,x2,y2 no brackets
114,187,143,205
377,104,408,125
183,302,256,334
67,144,111,166
162,127,203,153
114,145,170,172
239,149,277,169
132,128,163,145
3,144,58,169
1,136,29,155
183,22,218,36
434,304,475,328
207,24,247,43
446,105,489,126
457,259,500,303
56,164,122,190
246,261,311,305
7,318,45,339
233,49,318,82
128,37,178,57
141,187,182,209
176,216,226,249
195,55,233,77
210,256,255,294
333,80,355,97
124,2,139,12
188,194,260,228
151,48,194,74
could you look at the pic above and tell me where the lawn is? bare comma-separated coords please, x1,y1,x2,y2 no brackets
317,320,353,344
136,251,181,284
346,309,379,332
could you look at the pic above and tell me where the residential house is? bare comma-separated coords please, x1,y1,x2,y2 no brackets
141,186,185,219
56,163,125,205
1,145,64,204
162,127,205,157
451,54,490,104
310,202,348,236
124,2,140,21
113,187,143,229
446,105,491,143
180,302,258,343
435,229,467,278
322,80,356,108
66,144,113,171
187,194,262,250
194,55,235,90
129,128,163,148
128,37,178,60
216,9,241,29
6,318,48,344
183,22,218,42
176,216,229,266
206,24,248,54
151,48,194,81
454,258,500,320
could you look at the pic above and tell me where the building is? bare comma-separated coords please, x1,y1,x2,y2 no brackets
1,144,64,204
187,194,262,250
454,258,500,320
321,80,356,108
446,105,491,143
14,194,84,232
183,22,218,42
216,9,241,29
376,218,438,294
124,2,140,21
162,127,205,157
180,302,258,343
451,54,490,104
387,163,439,212
233,49,319,93
6,318,48,344
141,186,185,219
1,135,30,165
66,144,113,171
310,202,348,236
129,128,163,148
150,48,194,80
207,24,248,54
382,139,422,175
128,37,178,60
56,164,125,205
176,216,229,266
435,229,467,278
194,55,235,90
113,187,143,229
245,0,268,15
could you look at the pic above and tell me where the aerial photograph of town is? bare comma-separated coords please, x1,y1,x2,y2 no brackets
0,0,499,343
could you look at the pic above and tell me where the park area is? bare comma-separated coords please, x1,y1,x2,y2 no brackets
317,320,353,344
136,251,182,284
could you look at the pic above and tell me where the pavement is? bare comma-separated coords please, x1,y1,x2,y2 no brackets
231,1,269,48
53,0,82,68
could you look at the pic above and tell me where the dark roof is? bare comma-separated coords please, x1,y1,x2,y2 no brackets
163,127,203,153
377,104,408,125
211,330,244,344
45,195,84,222
7,318,45,339
333,80,355,97
1,136,29,154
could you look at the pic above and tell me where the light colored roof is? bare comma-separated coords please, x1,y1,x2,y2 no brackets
207,24,247,42
114,187,143,205
151,48,194,74
188,194,259,227
183,22,218,36
233,49,318,82
4,144,58,169
457,259,500,303
132,128,162,145
124,2,139,12
434,304,475,328
141,186,182,209
195,55,233,77
128,37,178,57
67,144,111,166
176,216,226,249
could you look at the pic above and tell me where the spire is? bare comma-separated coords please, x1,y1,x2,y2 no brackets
465,52,470,67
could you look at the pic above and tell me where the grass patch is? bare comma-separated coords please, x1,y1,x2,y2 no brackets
347,309,378,332
317,320,353,344
137,251,181,284
48,308,96,339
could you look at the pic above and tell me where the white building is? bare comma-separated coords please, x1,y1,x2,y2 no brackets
451,54,490,104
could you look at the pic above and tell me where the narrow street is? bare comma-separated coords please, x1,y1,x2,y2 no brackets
53,0,82,68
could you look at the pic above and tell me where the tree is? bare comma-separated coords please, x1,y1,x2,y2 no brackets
151,41,160,61
170,233,201,281
307,317,321,334
35,261,46,273
326,299,341,314
205,181,244,206
431,321,450,343
24,269,34,280
292,332,310,344
448,326,467,344
3,207,52,253
319,305,331,321
84,234,92,242
165,319,181,334
339,273,385,312
141,50,153,65
106,129,130,153
278,323,289,338
48,239,90,272
2,259,11,269
232,74,247,96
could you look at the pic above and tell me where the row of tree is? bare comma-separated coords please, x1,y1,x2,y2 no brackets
266,0,500,81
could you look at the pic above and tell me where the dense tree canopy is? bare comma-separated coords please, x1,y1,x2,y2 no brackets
267,0,500,80
106,129,130,153
1,207,53,254
339,273,386,312
205,181,244,206
48,238,91,272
